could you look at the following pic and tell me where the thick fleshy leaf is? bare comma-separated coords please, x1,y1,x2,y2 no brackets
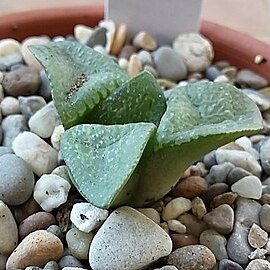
29,41,128,129
130,82,263,206
61,123,156,208
90,71,167,126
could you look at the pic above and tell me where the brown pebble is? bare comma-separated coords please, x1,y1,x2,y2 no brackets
110,24,128,55
170,233,198,249
157,78,177,89
118,45,136,59
259,194,270,205
6,230,63,269
14,197,41,223
127,54,142,77
2,66,41,96
19,212,56,239
192,197,207,220
201,183,230,204
210,192,238,209
133,31,157,51
172,176,208,199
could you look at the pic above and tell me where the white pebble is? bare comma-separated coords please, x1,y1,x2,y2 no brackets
51,165,72,184
93,45,107,55
12,131,58,176
167,219,186,233
33,174,71,212
118,57,129,70
99,20,116,53
0,96,20,116
0,38,21,57
70,202,109,233
21,36,50,71
74,24,93,45
162,197,192,221
51,125,65,150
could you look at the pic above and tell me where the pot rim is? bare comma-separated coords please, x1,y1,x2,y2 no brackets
0,5,269,82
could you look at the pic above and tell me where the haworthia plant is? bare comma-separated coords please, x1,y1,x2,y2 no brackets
31,40,263,208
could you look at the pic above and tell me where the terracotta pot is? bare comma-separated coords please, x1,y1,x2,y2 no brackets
0,6,269,82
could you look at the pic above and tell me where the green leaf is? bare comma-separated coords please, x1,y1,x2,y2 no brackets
29,41,128,129
130,82,263,206
90,71,167,126
61,123,156,208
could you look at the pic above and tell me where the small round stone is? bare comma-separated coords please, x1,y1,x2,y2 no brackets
74,24,93,45
191,197,207,220
66,227,93,260
0,154,34,205
162,197,192,221
172,176,208,199
111,24,128,55
205,66,220,81
202,183,230,204
170,233,198,249
86,26,107,48
133,31,157,51
218,259,243,270
47,225,64,242
51,125,65,151
2,66,41,96
118,57,128,70
118,45,137,59
260,204,270,232
127,54,142,77
58,255,84,269
210,192,238,209
167,219,186,233
43,261,59,270
246,259,270,270
137,50,153,66
168,245,216,270
152,46,187,82
236,69,268,89
136,208,160,224
0,96,20,116
6,230,63,269
0,38,21,57
19,212,56,239
206,162,235,184
248,223,268,248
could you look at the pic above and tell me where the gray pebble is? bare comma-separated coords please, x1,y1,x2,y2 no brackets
47,225,65,243
242,89,270,112
218,259,243,270
137,50,153,66
227,167,252,186
58,255,84,269
87,27,107,48
18,95,46,120
0,53,23,69
0,254,7,270
202,183,230,203
260,138,270,175
0,154,34,205
259,204,270,233
206,162,234,184
236,69,268,89
0,125,2,144
205,66,220,81
38,70,52,101
246,259,270,269
152,46,187,81
0,146,13,157
43,261,59,270
1,114,28,147
199,229,228,260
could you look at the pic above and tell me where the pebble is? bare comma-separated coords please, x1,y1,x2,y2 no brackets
157,78,177,89
136,207,160,224
0,38,21,57
191,197,207,220
162,197,192,221
33,174,71,212
0,254,7,270
99,20,116,53
6,230,63,269
246,259,270,269
0,96,20,116
172,176,208,199
21,36,50,70
118,44,137,59
203,204,234,234
1,114,28,147
133,31,157,51
62,268,87,270
0,200,18,255
260,204,270,232
210,192,238,209
260,138,270,174
206,162,235,184
215,149,262,177
0,53,23,69
167,219,186,233
173,33,214,73
248,223,268,248
66,227,93,260
29,101,60,138
137,50,153,66
86,26,107,48
178,213,208,237
51,125,65,150
248,248,268,260
12,131,58,176
144,65,158,79
2,66,41,96
43,261,59,270
118,57,128,70
168,244,216,270
38,70,52,101
236,69,268,89
89,206,172,270
170,233,198,249
70,202,108,233
14,197,41,223
111,24,128,55
231,175,262,199
153,46,187,81
74,24,93,45
205,65,220,81
202,183,230,204
242,89,270,112
0,85,4,102
259,193,270,204
47,225,65,243
199,229,228,260
0,153,34,205
19,212,56,239
218,259,243,270
127,54,142,77
227,167,252,186
58,255,84,269
155,266,178,270
18,95,47,120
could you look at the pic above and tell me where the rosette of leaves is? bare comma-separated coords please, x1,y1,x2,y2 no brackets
30,41,263,208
